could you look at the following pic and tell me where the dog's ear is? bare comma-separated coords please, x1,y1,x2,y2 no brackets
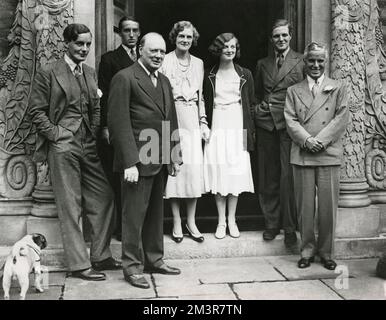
32,234,47,250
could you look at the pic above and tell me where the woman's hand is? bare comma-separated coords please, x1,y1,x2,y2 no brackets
200,123,210,142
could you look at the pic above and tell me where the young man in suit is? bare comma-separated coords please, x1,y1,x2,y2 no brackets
254,19,305,245
108,33,182,289
284,42,349,270
98,16,141,241
29,24,121,281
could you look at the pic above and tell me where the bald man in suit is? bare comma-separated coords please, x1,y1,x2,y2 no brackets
254,19,304,245
284,42,349,270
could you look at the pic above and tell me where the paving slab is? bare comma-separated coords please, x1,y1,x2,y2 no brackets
233,280,342,300
4,272,66,288
322,277,386,300
265,256,343,281
63,270,156,300
334,258,378,278
154,257,284,285
0,286,62,300
156,283,233,298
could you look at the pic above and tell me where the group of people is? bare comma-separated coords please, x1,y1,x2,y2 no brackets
28,16,349,289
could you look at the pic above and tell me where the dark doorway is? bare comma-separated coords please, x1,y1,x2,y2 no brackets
135,0,286,232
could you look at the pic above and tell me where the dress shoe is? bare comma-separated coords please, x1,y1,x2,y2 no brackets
263,228,280,241
186,224,204,243
171,230,183,243
228,222,240,238
125,274,150,289
320,258,337,270
145,264,181,275
71,268,106,281
297,257,315,269
92,257,122,271
284,231,297,246
215,224,226,239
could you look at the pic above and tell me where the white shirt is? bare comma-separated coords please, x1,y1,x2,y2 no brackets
64,54,83,75
138,59,159,79
122,44,137,58
307,74,325,92
275,47,290,64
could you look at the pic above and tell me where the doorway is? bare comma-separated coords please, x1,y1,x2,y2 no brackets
131,0,303,232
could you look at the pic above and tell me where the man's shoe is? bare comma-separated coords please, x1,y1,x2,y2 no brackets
92,257,122,271
320,258,337,270
284,232,297,246
263,228,280,241
297,257,314,269
71,268,106,281
125,274,150,289
145,264,181,275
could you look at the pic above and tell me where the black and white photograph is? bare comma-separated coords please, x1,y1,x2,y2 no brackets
0,0,385,308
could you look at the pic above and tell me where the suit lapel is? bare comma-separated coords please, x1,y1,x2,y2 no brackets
295,79,313,110
304,77,334,122
134,63,165,115
262,56,277,84
116,45,134,68
52,59,75,99
273,49,301,86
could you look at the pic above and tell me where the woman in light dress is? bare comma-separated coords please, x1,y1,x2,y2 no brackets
161,21,210,243
203,33,255,239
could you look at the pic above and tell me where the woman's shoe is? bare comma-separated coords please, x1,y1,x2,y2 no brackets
215,224,227,239
171,230,183,243
186,224,204,243
228,222,240,238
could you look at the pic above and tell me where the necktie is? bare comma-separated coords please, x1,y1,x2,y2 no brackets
129,48,137,62
74,64,82,77
277,53,284,69
312,81,319,98
150,72,157,87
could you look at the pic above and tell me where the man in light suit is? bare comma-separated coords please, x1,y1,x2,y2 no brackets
254,19,304,245
98,16,141,241
108,33,182,289
29,24,121,281
284,42,349,270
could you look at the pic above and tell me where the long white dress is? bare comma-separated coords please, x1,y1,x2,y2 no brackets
161,51,205,198
203,69,255,196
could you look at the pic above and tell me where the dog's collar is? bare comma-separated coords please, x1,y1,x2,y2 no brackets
27,243,41,261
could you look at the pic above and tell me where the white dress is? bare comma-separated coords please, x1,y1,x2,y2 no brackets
203,69,255,196
161,52,205,198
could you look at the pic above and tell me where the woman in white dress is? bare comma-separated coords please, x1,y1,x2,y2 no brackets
161,21,210,243
203,33,255,239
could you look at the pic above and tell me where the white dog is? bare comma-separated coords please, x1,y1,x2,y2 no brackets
2,233,47,300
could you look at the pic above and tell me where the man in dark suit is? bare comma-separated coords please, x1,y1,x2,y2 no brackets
108,33,182,289
284,42,349,270
98,16,141,240
254,19,304,245
29,24,121,281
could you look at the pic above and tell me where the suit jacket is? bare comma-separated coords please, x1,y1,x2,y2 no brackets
30,58,100,162
203,63,256,151
107,62,181,176
254,49,305,131
98,45,136,127
284,76,350,166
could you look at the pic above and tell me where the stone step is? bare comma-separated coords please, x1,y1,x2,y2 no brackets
1,232,385,272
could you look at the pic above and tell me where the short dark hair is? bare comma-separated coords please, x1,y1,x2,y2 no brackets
271,19,292,36
118,16,140,32
168,21,200,46
63,23,91,43
208,33,241,58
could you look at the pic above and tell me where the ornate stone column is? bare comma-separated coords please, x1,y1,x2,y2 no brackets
0,0,73,253
331,0,385,258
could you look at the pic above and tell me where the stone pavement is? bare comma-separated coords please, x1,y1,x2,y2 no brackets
1,256,385,300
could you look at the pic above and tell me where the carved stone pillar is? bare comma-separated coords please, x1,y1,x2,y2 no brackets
331,0,386,258
0,0,73,253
